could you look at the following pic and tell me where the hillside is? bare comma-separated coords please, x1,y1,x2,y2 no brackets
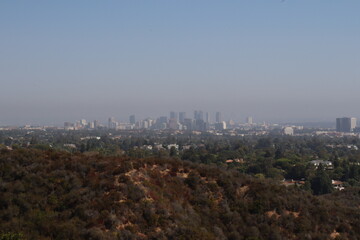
1,148,360,240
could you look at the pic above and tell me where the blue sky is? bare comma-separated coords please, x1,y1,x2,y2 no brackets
0,1,359,125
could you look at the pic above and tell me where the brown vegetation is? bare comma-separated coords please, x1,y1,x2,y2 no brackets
1,148,360,239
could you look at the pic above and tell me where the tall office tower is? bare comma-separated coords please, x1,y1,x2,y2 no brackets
134,120,141,129
205,112,210,123
183,118,193,131
158,116,168,124
88,121,95,129
246,116,253,125
108,117,117,129
129,115,136,124
142,120,149,129
158,118,168,129
194,110,204,121
170,111,178,121
179,112,186,123
336,117,357,132
154,116,168,129
93,120,100,129
215,112,222,123
146,118,154,127
194,119,206,131
194,111,198,120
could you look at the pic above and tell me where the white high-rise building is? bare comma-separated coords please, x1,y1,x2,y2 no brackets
246,116,253,125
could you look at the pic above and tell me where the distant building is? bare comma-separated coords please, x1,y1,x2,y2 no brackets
93,120,100,129
144,118,153,128
80,119,87,126
129,115,136,124
179,112,186,123
194,119,207,131
158,116,168,124
194,110,204,121
170,111,178,121
183,118,193,130
228,119,235,128
336,117,356,132
216,112,222,123
215,121,227,130
108,117,117,129
168,118,179,130
205,112,210,123
76,120,84,129
88,121,95,129
246,116,253,125
283,127,294,136
64,122,74,130
310,160,333,169
332,180,345,191
153,116,168,129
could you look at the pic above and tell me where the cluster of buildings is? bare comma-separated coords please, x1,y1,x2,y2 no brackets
64,119,101,130
62,115,359,137
282,117,359,136
64,111,255,131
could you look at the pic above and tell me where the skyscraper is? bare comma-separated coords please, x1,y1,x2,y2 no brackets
108,117,117,129
336,117,356,132
158,116,168,123
170,111,178,121
194,110,203,121
246,116,253,125
205,112,210,123
129,115,136,124
183,118,193,131
94,120,100,129
179,112,186,123
215,112,222,123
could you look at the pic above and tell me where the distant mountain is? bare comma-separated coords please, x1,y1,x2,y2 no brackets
0,148,359,239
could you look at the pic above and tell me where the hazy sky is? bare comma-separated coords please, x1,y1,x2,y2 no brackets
1,0,359,125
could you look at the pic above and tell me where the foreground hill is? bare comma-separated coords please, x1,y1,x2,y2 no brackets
1,149,360,240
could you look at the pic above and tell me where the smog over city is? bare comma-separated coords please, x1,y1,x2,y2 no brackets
2,1,360,240
1,1,359,126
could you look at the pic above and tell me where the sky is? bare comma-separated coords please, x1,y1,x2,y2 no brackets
0,0,359,125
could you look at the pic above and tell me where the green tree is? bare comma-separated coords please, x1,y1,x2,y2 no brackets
169,146,177,157
0,233,24,240
310,164,333,195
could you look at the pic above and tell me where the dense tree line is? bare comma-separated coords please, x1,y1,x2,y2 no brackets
3,130,360,192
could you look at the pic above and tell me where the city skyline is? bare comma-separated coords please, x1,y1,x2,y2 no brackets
1,1,360,125
1,109,360,127
6,114,357,136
